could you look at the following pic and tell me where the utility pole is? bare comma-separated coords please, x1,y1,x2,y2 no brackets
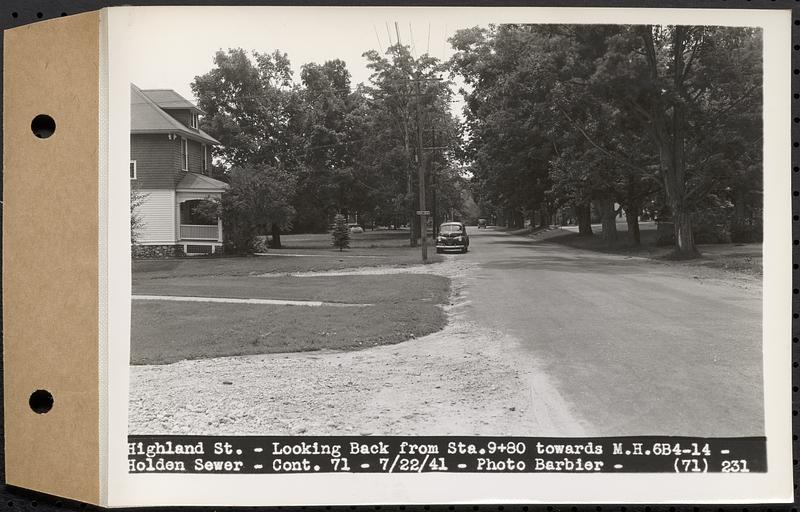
431,125,438,238
424,123,448,237
415,75,428,263
396,74,442,262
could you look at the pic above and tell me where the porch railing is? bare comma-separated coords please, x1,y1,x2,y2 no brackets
180,224,220,241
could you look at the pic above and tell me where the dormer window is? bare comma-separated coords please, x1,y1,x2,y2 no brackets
190,113,199,129
180,137,188,171
202,144,208,173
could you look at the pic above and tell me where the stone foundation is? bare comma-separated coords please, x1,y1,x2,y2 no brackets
132,244,185,259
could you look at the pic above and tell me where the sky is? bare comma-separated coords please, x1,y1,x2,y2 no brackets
118,6,472,111
114,6,772,119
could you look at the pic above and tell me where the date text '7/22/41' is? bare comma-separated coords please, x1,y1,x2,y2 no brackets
128,436,766,474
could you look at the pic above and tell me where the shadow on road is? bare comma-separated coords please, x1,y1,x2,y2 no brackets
484,239,548,246
481,255,645,274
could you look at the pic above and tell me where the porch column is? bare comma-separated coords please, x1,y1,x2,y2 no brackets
175,199,181,242
217,217,223,243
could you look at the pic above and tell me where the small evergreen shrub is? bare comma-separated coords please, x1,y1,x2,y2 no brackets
332,214,350,251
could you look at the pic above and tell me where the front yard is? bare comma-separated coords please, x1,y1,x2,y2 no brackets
133,230,442,279
131,234,450,365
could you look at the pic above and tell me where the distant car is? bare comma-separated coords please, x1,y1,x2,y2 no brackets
348,223,364,233
477,218,487,229
436,222,469,253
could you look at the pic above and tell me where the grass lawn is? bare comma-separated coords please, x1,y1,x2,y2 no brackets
544,228,762,277
280,229,425,249
134,230,442,280
134,274,446,305
131,273,450,365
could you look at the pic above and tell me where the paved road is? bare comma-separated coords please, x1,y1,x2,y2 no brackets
448,227,764,437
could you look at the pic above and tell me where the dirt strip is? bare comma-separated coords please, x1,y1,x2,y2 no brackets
132,295,370,307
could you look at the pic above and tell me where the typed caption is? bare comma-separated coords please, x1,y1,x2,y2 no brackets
128,436,766,474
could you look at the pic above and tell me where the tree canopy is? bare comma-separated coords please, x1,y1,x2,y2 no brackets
449,24,762,256
186,24,762,258
192,45,467,252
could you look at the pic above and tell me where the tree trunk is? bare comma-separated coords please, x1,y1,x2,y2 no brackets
671,203,698,258
596,197,618,245
576,203,593,236
270,223,282,249
643,25,699,258
538,204,549,228
624,203,641,245
512,209,524,229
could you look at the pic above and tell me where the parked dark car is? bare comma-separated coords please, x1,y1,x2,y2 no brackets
436,222,469,253
477,218,487,229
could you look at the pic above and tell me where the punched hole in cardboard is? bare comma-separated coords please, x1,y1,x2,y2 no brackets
31,114,55,139
29,390,53,414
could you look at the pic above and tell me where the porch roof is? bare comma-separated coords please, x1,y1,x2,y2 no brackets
177,172,230,193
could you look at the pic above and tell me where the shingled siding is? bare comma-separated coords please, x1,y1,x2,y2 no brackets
136,189,176,244
131,134,181,189
187,139,207,175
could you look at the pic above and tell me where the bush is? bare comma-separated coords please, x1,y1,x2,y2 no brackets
331,214,350,251
730,224,762,243
693,223,731,244
657,220,732,245
252,235,269,253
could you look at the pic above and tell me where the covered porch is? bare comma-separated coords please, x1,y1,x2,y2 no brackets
175,173,229,255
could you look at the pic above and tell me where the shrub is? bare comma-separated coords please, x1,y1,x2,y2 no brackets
730,224,762,243
331,214,350,251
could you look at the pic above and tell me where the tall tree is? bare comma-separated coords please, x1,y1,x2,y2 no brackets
592,25,762,256
363,44,457,244
292,60,367,232
192,49,300,248
450,25,555,229
450,24,762,256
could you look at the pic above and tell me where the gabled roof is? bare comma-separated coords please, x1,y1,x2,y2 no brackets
131,84,219,145
177,172,230,192
141,89,205,114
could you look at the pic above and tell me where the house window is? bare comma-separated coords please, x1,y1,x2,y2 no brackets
190,113,198,129
202,144,208,173
130,160,137,179
180,137,188,171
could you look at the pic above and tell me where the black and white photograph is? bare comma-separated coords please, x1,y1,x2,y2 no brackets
95,4,796,505
121,6,776,444
104,3,788,476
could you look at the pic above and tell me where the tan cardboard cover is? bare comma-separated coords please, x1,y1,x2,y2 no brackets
3,11,101,504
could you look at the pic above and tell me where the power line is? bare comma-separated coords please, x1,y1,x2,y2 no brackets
443,24,448,61
409,22,416,57
427,23,431,55
373,24,384,53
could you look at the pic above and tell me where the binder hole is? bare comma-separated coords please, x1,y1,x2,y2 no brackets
29,389,53,414
31,114,55,139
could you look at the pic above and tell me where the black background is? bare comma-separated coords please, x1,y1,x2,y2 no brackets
0,0,797,510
